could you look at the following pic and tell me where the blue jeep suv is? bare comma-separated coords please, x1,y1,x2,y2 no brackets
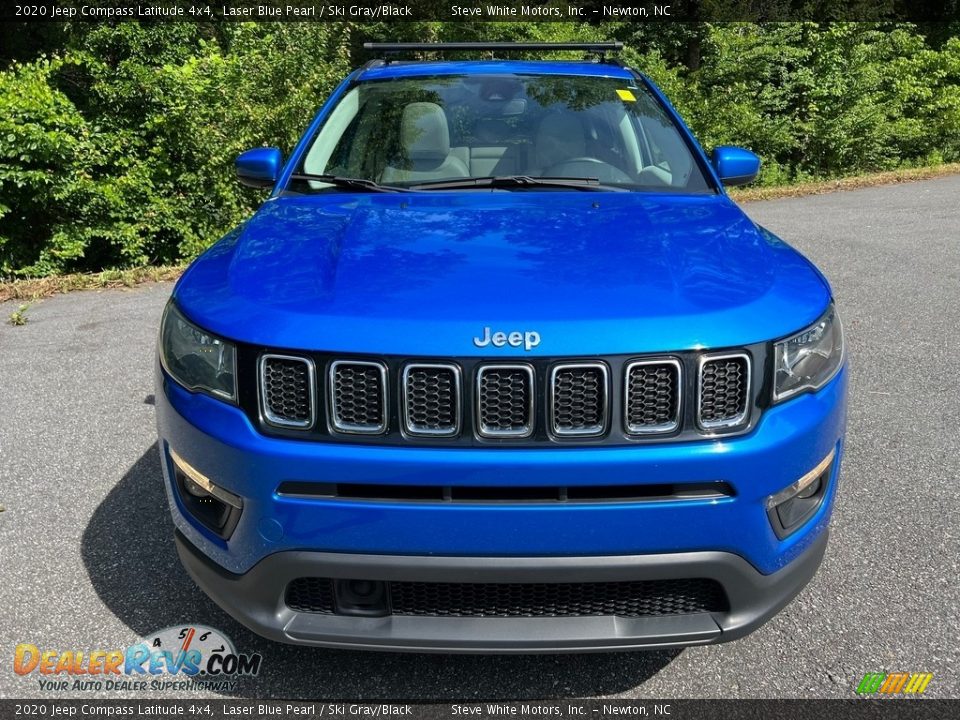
156,44,847,652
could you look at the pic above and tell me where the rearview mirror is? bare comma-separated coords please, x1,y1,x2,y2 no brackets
236,147,282,188
712,146,760,187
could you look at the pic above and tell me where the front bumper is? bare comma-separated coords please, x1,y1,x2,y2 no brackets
175,527,829,653
158,361,846,650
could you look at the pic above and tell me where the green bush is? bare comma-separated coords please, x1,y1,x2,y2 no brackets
1,23,353,276
2,21,959,278
622,23,960,184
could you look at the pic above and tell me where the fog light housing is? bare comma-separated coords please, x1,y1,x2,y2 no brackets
334,579,389,617
766,449,835,539
169,448,242,539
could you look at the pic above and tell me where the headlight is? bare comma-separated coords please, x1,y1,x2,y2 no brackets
773,304,844,403
159,301,236,402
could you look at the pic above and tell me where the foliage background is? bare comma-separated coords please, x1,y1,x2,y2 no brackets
1,20,959,278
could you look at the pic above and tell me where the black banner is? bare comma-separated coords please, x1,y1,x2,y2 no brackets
1,700,959,719
3,0,959,23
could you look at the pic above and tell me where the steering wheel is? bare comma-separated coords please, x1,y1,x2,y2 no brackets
543,157,633,185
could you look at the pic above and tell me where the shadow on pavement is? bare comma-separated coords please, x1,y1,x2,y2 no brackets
82,444,680,699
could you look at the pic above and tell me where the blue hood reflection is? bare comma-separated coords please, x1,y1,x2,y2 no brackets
174,191,830,356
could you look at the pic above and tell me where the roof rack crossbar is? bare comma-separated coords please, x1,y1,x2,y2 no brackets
363,42,623,58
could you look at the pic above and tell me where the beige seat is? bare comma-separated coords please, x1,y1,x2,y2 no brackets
381,103,470,183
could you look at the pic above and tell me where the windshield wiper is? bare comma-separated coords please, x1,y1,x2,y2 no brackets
409,175,622,191
288,173,411,193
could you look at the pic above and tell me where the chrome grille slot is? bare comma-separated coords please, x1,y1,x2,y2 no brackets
329,360,388,434
259,354,315,428
476,365,534,438
402,363,461,437
698,353,751,430
624,359,681,435
550,363,608,437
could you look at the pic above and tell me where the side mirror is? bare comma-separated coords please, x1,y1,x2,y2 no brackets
712,146,760,187
236,147,282,188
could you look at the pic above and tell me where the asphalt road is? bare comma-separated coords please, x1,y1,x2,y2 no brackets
1,176,958,700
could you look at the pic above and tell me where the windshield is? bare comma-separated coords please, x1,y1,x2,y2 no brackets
295,73,715,193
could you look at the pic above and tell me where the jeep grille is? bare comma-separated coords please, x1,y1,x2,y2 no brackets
698,354,751,430
329,361,388,434
251,349,759,444
625,359,681,435
476,365,535,438
550,363,608,437
402,364,461,437
259,355,315,428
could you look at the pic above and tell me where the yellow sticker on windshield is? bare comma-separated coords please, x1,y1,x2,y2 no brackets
616,89,637,102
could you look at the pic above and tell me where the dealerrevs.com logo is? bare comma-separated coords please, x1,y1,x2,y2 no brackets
13,625,262,693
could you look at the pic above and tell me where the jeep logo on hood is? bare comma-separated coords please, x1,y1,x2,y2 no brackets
473,327,541,352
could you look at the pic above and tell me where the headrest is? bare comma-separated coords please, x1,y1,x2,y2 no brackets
400,102,451,162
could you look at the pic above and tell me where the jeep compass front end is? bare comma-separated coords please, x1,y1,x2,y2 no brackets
156,45,847,652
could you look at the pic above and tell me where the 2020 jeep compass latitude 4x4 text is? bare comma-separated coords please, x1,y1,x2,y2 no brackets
157,43,847,652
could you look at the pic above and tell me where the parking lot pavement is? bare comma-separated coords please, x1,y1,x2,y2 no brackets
1,175,959,700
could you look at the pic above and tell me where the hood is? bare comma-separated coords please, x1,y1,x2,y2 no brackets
175,192,830,356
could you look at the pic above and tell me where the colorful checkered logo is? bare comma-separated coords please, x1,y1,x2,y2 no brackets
856,672,933,694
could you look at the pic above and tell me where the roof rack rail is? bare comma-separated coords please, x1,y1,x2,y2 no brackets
363,42,623,59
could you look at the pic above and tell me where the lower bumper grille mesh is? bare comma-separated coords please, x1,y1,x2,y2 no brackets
285,577,336,615
285,577,727,618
